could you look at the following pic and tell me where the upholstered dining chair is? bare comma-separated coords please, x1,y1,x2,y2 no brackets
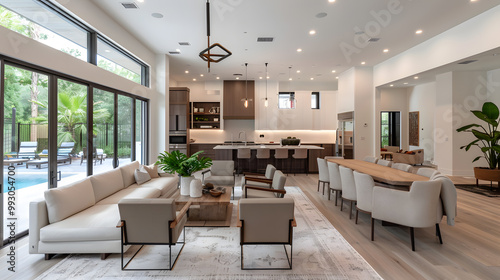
327,161,342,205
416,167,439,178
202,160,236,199
317,158,330,195
363,156,378,164
244,170,286,198
392,163,413,173
371,180,442,251
255,148,271,173
117,198,190,270
353,171,375,232
377,159,392,167
238,197,296,270
339,166,357,219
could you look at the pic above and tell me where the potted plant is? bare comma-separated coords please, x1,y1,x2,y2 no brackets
457,101,500,184
156,150,212,196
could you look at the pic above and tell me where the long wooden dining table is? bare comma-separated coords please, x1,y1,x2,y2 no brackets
328,159,429,187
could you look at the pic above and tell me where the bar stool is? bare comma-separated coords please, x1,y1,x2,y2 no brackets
237,148,251,174
274,148,289,174
292,148,308,175
255,148,270,173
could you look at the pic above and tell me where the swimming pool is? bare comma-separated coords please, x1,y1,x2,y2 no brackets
2,172,82,192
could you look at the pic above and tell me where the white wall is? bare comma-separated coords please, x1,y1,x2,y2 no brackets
408,82,436,162
337,68,355,113
374,5,500,86
353,67,375,160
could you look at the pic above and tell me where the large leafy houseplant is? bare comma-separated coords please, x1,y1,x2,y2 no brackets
156,150,212,177
456,102,500,169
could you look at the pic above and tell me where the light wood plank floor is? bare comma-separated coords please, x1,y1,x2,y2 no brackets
1,174,499,280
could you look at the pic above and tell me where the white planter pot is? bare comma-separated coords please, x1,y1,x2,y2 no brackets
190,179,203,198
180,176,194,196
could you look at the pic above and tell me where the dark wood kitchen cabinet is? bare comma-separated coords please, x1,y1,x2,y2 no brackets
223,80,255,119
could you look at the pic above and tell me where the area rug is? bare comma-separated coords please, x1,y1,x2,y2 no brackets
455,184,500,197
35,187,382,280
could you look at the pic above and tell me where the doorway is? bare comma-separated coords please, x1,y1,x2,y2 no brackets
381,111,401,148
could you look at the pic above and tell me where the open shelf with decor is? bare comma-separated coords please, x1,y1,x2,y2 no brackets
190,102,221,129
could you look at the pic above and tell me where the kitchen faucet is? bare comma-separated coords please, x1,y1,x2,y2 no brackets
238,131,247,146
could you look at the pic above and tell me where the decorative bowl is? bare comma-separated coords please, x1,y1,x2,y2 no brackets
209,189,223,197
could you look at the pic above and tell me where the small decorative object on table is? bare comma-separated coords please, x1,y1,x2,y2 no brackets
190,178,203,197
209,187,226,197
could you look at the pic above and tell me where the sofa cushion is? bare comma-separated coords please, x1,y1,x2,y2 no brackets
144,164,160,178
120,161,140,187
127,176,179,197
40,204,120,242
96,187,161,205
90,168,125,202
44,178,95,224
134,168,151,185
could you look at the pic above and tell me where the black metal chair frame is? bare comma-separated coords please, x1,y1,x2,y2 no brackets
119,220,186,271
239,219,294,270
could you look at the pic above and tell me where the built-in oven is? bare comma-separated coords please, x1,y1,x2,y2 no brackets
169,133,187,145
169,144,187,155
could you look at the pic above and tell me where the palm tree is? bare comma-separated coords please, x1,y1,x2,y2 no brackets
32,91,110,147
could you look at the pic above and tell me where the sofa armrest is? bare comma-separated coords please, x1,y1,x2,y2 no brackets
29,199,49,254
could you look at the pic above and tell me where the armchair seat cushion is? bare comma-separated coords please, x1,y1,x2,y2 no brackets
245,188,277,198
40,204,120,242
203,175,235,186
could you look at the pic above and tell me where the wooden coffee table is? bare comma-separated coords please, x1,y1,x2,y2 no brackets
173,187,233,227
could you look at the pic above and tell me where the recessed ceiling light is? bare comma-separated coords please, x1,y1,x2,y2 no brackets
185,70,189,74
236,77,240,80
404,82,408,85
200,74,204,77
336,76,339,79
289,78,293,81
310,77,314,80
361,61,366,65
415,29,423,34
332,70,336,73
383,49,389,53
259,77,263,79
328,0,336,2
151,13,164,19
137,0,144,2
390,84,394,87
297,48,302,52
414,76,419,79
193,78,196,81
267,76,270,79
309,30,316,35
216,77,220,80
470,0,478,2
176,49,181,52
296,70,301,73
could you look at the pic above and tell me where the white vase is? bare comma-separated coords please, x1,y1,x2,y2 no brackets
190,179,203,198
180,176,194,196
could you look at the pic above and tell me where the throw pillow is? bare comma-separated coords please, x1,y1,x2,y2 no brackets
134,168,151,185
143,164,160,178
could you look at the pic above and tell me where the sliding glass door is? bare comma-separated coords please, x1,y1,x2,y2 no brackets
93,88,114,174
2,65,49,240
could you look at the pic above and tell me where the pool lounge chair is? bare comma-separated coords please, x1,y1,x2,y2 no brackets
17,141,38,159
57,142,75,164
26,157,71,169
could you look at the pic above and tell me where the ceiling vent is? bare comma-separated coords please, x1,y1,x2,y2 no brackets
233,73,243,76
458,60,478,65
257,37,274,42
121,2,138,9
168,51,180,55
178,42,190,46
368,38,380,42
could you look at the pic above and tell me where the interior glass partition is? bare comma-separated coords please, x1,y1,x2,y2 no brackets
2,65,49,240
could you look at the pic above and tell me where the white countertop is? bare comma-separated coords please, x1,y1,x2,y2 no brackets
213,145,324,150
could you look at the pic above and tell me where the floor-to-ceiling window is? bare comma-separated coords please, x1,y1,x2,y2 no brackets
117,95,133,166
93,88,115,174
381,111,401,148
2,64,49,240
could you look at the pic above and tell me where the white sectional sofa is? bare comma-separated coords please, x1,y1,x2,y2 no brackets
29,161,179,259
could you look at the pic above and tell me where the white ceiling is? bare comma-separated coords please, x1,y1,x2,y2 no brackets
90,0,500,83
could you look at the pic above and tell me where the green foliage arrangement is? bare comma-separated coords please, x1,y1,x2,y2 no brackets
156,150,212,177
456,102,500,169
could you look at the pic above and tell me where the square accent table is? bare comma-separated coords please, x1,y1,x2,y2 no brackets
173,187,233,227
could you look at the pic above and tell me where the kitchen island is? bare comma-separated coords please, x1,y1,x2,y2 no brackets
213,144,324,174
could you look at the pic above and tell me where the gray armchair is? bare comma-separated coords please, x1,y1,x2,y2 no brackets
242,164,276,189
202,160,236,199
117,198,190,270
238,197,296,270
244,170,287,198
